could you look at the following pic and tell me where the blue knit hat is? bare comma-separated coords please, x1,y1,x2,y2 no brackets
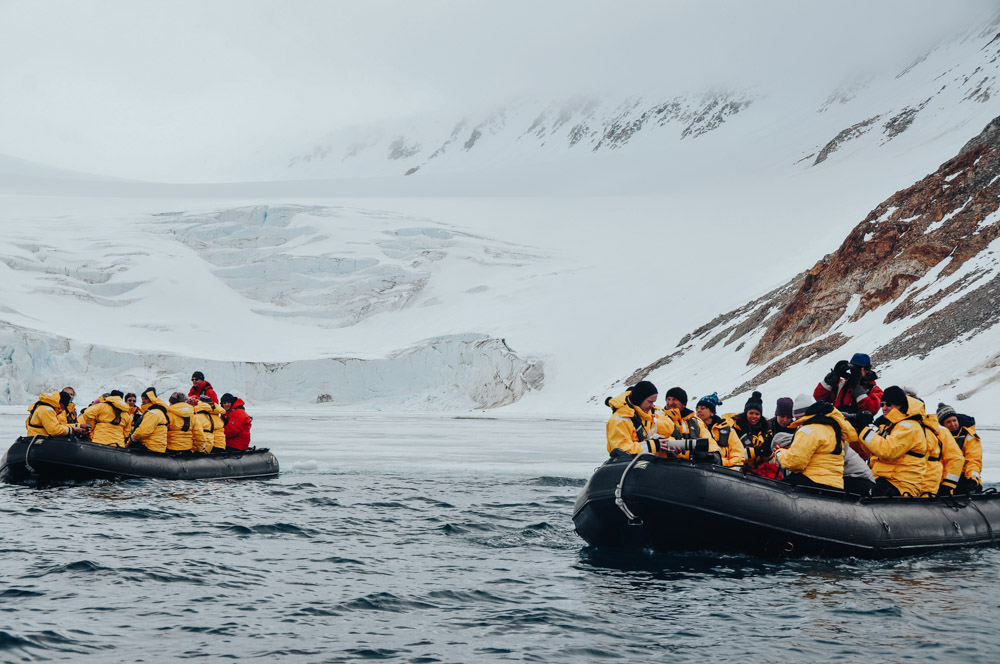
850,353,871,368
696,392,722,414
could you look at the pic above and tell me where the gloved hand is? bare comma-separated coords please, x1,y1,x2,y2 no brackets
874,415,890,427
846,371,860,390
938,485,955,497
969,481,983,495
852,411,874,430
863,369,879,384
835,360,851,378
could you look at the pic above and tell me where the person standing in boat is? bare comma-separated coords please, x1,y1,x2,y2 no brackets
814,353,882,415
188,371,219,405
694,393,745,469
129,387,169,453
772,398,855,491
25,390,89,438
79,391,133,448
221,393,253,451
857,386,928,497
937,402,983,494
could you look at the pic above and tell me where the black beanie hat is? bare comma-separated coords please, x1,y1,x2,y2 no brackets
744,391,763,414
665,386,688,405
628,381,658,408
881,385,908,412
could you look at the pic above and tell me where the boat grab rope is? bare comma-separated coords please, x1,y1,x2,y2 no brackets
23,435,42,475
614,453,650,526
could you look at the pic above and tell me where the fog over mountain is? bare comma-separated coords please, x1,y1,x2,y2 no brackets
1,2,999,421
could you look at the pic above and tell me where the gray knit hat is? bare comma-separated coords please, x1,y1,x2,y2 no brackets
937,402,957,421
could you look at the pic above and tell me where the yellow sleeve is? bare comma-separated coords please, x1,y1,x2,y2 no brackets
132,411,159,441
607,415,642,455
861,422,923,460
36,407,71,436
938,427,965,489
722,429,746,467
776,426,822,473
962,432,983,481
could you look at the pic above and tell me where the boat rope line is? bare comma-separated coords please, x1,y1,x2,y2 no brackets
23,435,43,475
614,453,650,526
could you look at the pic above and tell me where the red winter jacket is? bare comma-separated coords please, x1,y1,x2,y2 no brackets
813,378,882,415
223,399,253,450
188,380,219,405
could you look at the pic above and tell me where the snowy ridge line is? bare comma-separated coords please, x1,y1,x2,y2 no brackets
0,323,543,410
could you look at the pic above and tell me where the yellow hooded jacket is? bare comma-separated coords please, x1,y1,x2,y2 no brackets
25,392,73,437
606,391,672,456
211,403,227,450
921,415,965,496
132,390,169,453
656,408,721,459
860,396,930,496
774,404,854,490
167,401,202,452
80,395,132,447
191,401,215,454
953,423,983,485
701,415,745,468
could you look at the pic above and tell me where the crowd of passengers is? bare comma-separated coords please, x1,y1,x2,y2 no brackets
606,353,984,498
24,371,253,454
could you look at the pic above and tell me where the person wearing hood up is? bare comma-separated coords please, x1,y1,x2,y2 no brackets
694,393,745,468
903,391,964,497
129,387,169,453
773,397,856,491
79,391,132,447
221,393,253,451
26,390,89,438
857,386,929,497
938,402,983,494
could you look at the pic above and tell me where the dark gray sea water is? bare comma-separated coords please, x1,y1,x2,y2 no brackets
1,409,999,663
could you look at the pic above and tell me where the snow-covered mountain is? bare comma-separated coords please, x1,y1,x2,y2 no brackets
2,12,1000,419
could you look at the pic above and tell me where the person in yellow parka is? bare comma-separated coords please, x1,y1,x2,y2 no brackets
189,396,215,454
166,392,202,452
858,386,929,497
207,398,227,452
26,391,89,437
658,387,709,439
773,400,854,490
606,381,676,456
913,399,964,496
130,387,169,453
937,402,983,494
694,393,745,469
79,391,133,448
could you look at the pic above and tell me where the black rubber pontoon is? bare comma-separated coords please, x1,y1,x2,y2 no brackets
573,453,999,558
0,436,279,485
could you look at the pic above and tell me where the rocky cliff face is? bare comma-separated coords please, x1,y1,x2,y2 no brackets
627,112,1000,397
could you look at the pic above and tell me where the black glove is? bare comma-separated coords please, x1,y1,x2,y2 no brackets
863,369,879,384
823,371,838,387
874,415,890,427
969,481,983,495
852,411,874,430
834,360,851,378
938,485,954,497
846,370,860,390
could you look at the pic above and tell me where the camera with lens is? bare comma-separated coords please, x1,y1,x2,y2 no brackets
660,438,710,455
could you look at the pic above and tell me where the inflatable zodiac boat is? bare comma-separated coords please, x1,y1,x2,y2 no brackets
0,436,279,485
573,453,999,558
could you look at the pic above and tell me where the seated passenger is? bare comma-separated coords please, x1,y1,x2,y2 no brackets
605,381,670,456
728,391,771,464
659,387,709,439
910,394,964,497
189,396,215,454
129,387,169,453
694,393,745,469
938,402,983,494
773,399,856,491
167,392,202,452
858,386,929,497
124,392,140,434
26,391,88,438
221,393,253,451
79,391,132,448
57,386,79,426
207,398,227,452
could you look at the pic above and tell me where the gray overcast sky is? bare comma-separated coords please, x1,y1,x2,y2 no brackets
0,0,995,180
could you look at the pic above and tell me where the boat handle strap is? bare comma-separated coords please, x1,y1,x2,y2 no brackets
614,453,651,526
